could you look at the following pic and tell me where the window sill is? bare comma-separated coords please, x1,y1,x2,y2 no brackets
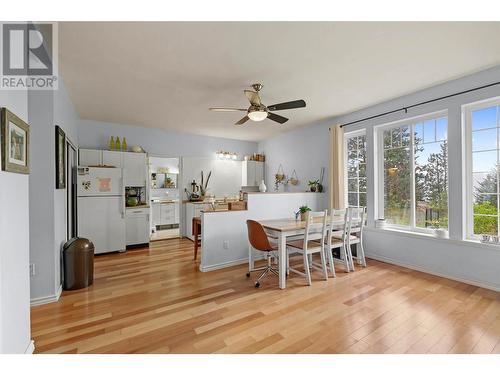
365,226,500,252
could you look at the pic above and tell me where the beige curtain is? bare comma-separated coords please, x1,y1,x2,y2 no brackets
329,125,345,210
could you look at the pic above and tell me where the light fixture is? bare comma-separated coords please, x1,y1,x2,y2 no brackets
232,153,237,160
248,110,268,122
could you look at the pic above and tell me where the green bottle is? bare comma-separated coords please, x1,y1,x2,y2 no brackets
122,137,127,151
109,136,115,150
115,136,121,150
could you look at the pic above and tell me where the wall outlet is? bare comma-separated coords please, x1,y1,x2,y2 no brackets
223,240,229,250
29,263,36,277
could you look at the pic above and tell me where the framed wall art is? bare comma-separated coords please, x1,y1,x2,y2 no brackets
55,125,66,189
1,107,30,174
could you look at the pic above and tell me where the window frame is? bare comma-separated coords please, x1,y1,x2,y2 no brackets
376,110,449,234
344,129,367,208
463,96,500,240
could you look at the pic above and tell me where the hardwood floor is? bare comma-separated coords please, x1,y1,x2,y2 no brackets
31,238,500,354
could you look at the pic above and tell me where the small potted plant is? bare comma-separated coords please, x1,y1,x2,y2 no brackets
308,180,319,192
429,219,447,239
297,205,311,221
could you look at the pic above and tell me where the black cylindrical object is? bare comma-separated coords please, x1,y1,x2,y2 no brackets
63,237,94,290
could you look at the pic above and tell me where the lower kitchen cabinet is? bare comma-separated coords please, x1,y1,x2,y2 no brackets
126,207,150,246
152,202,179,228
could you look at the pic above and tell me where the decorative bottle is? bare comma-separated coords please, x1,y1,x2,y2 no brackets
259,180,267,193
122,137,127,151
109,136,115,150
115,136,121,150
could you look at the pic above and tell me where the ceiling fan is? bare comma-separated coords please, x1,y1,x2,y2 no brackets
209,83,306,125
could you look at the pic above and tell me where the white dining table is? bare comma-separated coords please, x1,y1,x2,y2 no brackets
256,216,351,289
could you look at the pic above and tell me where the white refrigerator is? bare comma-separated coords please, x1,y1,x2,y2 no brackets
77,166,126,254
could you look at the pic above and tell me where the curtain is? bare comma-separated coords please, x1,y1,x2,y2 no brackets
329,125,345,209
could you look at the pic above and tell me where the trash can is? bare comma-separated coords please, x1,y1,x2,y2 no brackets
63,237,94,290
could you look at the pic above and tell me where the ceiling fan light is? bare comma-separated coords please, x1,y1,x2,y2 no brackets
248,110,268,122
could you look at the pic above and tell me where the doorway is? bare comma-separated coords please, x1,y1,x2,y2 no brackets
149,156,181,241
66,141,77,240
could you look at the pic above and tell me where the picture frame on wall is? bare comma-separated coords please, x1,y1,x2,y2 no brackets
1,107,30,174
55,125,66,189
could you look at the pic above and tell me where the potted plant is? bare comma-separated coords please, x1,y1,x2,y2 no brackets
429,219,447,239
308,180,319,192
298,205,311,221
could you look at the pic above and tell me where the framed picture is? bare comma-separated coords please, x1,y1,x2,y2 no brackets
1,108,30,174
55,125,66,189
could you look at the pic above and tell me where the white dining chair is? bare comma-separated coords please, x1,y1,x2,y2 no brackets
324,209,351,275
346,206,367,268
286,210,328,285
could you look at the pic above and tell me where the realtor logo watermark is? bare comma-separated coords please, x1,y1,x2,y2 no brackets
0,22,58,90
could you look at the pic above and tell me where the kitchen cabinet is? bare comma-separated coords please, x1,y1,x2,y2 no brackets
102,150,123,167
79,149,102,166
242,161,265,186
184,202,211,240
126,207,150,246
152,202,179,228
123,152,147,187
79,149,148,188
151,202,161,227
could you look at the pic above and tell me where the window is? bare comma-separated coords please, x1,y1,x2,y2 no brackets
345,132,366,207
377,112,448,231
464,98,500,238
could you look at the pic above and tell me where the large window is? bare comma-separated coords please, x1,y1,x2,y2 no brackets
378,112,448,231
465,98,500,238
345,132,366,207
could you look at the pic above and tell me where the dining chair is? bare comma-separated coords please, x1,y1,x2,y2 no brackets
246,220,279,288
324,209,351,275
286,210,328,286
346,206,367,268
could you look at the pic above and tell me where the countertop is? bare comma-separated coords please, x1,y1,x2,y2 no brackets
126,204,150,209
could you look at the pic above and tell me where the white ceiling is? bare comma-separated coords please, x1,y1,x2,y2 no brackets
60,22,500,142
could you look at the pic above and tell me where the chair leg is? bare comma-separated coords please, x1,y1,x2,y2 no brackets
358,242,367,267
303,252,312,286
341,244,350,272
286,250,290,275
326,246,336,278
319,247,328,280
347,244,355,271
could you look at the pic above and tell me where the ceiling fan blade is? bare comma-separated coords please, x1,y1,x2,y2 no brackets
235,116,250,126
267,112,288,124
244,90,261,106
209,107,247,112
267,99,306,111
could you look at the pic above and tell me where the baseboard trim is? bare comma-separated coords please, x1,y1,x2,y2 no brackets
200,258,249,272
367,253,500,292
30,284,63,306
24,340,35,354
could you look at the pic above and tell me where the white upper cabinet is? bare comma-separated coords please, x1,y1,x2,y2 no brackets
79,149,102,166
123,152,147,187
242,161,264,186
102,150,123,168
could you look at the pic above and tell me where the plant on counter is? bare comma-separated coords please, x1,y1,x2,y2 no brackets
308,179,319,192
296,205,311,221
200,170,212,197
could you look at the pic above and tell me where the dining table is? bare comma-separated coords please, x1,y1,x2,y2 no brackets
256,216,355,289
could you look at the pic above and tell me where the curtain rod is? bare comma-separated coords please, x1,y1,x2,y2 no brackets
338,80,500,129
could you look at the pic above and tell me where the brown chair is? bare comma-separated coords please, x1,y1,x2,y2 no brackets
246,220,279,288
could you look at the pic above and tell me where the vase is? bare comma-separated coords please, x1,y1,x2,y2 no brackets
122,137,128,151
259,180,267,192
109,136,115,150
115,136,121,150
300,212,308,221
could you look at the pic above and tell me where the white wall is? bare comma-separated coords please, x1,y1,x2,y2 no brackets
201,192,324,271
0,90,32,353
28,78,80,305
258,65,500,291
78,119,258,158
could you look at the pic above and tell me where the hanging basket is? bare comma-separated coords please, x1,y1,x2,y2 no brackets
275,164,285,182
289,169,299,185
